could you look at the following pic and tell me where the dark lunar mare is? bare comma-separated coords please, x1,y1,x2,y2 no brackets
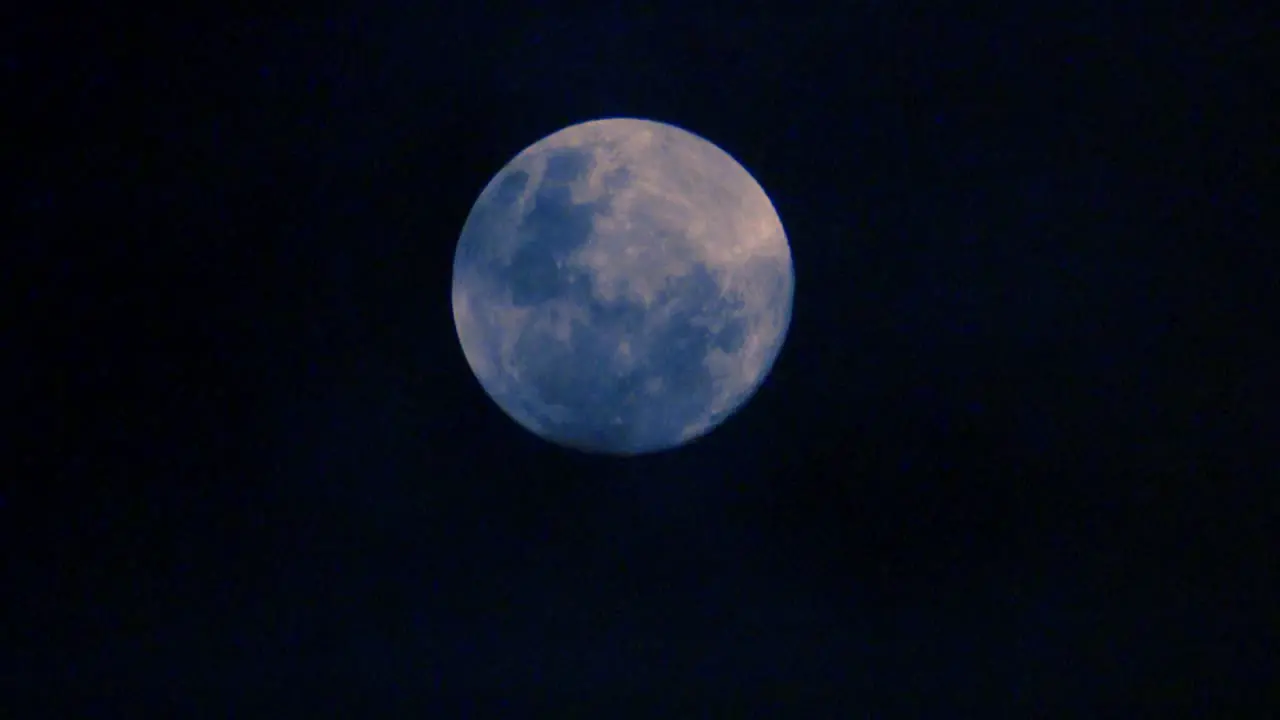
470,147,751,453
503,151,604,306
514,262,748,454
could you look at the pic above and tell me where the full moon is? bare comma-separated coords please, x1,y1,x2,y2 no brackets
452,117,794,455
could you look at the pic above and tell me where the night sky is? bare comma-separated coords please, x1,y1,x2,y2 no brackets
9,2,1275,714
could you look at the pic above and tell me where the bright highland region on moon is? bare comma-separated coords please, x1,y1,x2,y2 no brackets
452,117,794,455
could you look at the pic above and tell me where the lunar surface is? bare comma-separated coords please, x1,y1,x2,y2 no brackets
452,117,794,455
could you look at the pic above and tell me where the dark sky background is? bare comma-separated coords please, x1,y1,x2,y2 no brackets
8,1,1276,714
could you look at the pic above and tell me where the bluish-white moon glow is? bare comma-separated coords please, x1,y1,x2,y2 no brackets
452,118,794,455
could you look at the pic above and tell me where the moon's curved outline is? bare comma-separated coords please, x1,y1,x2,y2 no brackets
452,117,794,454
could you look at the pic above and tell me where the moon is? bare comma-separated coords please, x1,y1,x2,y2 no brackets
452,117,794,455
